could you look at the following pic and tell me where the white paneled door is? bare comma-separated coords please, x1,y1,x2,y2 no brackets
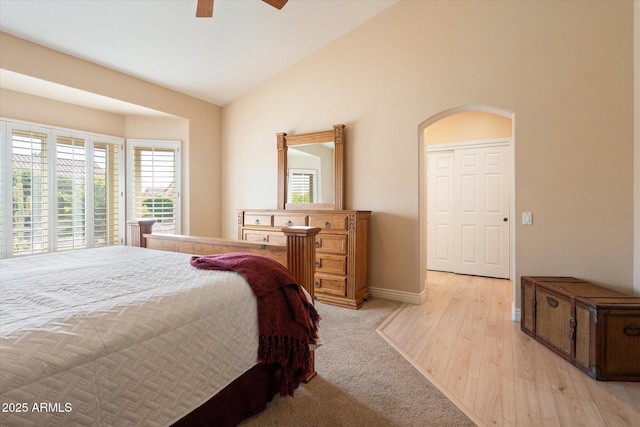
427,151,455,273
427,142,511,279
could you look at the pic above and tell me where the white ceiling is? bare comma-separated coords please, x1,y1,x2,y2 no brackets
0,0,396,114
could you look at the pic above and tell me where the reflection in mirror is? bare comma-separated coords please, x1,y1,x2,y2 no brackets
287,142,335,205
277,124,344,210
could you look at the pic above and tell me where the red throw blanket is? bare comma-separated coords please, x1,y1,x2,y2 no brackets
190,253,319,396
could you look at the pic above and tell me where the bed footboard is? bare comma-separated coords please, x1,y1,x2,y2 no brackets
128,220,320,381
127,220,320,299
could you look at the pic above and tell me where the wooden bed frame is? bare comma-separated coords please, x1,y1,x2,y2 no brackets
128,218,320,378
128,219,321,426
128,219,320,299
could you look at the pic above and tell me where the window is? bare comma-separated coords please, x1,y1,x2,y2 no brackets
55,133,87,251
93,139,123,247
0,121,124,258
127,140,180,235
288,169,318,203
4,126,50,257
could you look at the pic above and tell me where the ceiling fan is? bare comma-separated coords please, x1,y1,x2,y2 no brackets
196,0,288,18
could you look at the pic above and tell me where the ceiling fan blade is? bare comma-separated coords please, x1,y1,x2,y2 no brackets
263,0,288,10
196,0,214,17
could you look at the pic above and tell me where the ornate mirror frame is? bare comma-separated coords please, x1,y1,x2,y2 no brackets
277,124,344,210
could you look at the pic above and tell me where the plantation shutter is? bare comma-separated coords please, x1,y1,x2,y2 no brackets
55,134,87,251
291,172,314,203
128,140,180,236
8,128,50,256
1,121,125,258
92,137,124,247
288,169,317,204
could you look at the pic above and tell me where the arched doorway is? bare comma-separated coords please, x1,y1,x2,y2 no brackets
419,105,517,317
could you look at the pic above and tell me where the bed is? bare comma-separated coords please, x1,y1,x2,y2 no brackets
0,221,320,426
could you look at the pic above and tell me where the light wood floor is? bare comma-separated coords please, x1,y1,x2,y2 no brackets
377,271,640,427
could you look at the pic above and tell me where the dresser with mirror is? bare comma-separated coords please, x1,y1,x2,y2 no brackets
238,124,371,309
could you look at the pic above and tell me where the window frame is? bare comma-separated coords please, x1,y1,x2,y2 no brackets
287,168,318,204
0,119,125,258
91,134,126,247
126,139,181,239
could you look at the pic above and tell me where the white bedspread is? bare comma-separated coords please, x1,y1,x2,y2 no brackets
0,246,259,426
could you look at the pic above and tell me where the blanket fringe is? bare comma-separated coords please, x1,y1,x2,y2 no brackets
259,335,312,396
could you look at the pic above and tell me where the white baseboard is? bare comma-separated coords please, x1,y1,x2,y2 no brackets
512,307,521,322
369,287,426,305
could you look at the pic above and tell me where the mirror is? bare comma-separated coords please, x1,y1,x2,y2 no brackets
287,142,335,205
277,124,344,210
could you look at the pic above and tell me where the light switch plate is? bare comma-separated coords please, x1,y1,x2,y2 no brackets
522,212,532,225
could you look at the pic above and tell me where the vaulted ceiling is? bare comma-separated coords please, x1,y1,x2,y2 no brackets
0,0,396,109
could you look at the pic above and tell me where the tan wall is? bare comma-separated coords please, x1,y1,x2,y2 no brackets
222,1,635,299
0,1,635,300
635,0,640,295
0,32,222,237
425,111,512,145
1,88,126,136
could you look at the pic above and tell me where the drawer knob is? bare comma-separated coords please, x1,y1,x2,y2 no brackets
255,219,260,225
314,281,320,288
315,241,320,248
546,296,559,308
624,324,639,337
262,237,267,242
287,220,293,226
315,261,320,267
324,221,331,228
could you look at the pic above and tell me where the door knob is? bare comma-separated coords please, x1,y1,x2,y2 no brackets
503,218,508,222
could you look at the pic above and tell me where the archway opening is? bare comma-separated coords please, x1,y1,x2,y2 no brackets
418,105,518,318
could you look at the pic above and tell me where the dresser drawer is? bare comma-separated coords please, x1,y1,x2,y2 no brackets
267,233,286,245
274,213,308,227
242,230,285,245
314,274,347,297
309,213,348,231
316,234,348,255
243,213,273,227
238,208,371,309
316,254,347,275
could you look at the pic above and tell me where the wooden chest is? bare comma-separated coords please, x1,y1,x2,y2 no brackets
574,296,640,381
521,276,640,381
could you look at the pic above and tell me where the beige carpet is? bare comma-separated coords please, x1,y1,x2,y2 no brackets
240,298,475,426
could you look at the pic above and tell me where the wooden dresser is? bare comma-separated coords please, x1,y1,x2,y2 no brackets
238,209,371,309
521,276,640,381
